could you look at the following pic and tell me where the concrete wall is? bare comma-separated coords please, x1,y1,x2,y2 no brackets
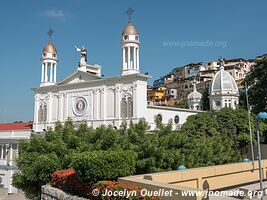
146,105,202,130
119,160,267,199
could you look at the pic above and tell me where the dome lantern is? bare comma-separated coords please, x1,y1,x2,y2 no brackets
40,28,58,87
121,8,140,76
188,79,203,110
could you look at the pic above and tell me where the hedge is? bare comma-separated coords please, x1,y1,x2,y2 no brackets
72,150,136,184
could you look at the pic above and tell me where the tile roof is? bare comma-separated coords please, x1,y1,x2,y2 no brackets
0,122,33,131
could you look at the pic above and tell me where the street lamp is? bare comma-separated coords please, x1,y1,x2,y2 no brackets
256,112,267,200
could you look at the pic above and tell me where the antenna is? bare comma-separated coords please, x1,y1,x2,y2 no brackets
47,28,54,41
126,7,134,21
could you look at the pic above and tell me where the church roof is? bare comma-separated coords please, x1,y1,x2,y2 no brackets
0,122,32,131
188,90,202,101
56,70,102,86
43,41,57,54
210,68,238,95
188,81,202,101
122,21,138,35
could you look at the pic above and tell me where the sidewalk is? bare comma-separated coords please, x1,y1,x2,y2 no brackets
0,192,26,200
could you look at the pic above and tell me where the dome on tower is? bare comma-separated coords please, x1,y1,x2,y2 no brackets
188,80,203,110
42,41,57,54
188,90,202,101
122,21,138,35
210,69,238,95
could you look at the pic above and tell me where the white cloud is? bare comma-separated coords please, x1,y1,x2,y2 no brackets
41,9,69,18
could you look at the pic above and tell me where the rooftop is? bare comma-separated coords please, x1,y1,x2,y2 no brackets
0,122,33,131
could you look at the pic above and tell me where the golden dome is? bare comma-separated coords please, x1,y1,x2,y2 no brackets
122,21,138,35
42,41,57,54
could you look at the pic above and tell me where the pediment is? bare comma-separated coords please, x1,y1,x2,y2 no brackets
57,70,102,86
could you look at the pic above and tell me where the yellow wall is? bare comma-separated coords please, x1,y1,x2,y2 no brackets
119,160,267,200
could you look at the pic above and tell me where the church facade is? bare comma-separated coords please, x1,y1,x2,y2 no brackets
32,18,202,132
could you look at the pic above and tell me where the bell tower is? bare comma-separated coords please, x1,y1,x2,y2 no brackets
121,8,140,76
40,28,58,87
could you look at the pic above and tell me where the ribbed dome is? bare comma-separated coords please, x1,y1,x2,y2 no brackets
188,90,203,101
43,41,57,54
188,81,202,101
122,21,138,35
210,68,238,95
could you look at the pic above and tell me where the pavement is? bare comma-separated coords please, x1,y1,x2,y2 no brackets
0,192,26,200
209,181,267,200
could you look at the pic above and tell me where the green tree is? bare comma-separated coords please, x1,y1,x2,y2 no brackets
174,98,188,109
13,116,250,199
244,58,267,114
201,87,210,111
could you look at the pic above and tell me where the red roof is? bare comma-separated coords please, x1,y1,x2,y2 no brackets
0,122,33,131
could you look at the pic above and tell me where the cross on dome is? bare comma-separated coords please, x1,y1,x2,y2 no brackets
47,28,54,41
126,7,134,22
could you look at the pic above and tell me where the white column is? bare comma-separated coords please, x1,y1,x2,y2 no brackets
90,91,93,120
133,47,136,70
122,48,125,70
45,63,48,82
53,64,57,83
47,93,52,126
41,63,44,82
59,94,65,122
100,88,105,119
127,46,130,69
132,85,137,117
136,48,139,70
115,85,120,118
65,93,69,120
49,64,53,82
9,144,13,166
34,94,39,123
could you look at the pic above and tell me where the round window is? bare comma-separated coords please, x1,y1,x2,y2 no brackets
174,115,180,124
73,97,87,116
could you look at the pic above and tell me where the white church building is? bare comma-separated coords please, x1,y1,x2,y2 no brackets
0,14,241,195
32,18,203,132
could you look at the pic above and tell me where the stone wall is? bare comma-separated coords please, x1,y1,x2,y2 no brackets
41,185,88,200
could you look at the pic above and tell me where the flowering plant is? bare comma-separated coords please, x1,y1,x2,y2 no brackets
51,169,91,197
51,169,161,199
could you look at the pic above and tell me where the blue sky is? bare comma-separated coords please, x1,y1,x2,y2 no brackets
0,0,267,123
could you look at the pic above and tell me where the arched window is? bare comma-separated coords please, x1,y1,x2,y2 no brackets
121,98,127,119
38,105,43,122
38,103,47,123
121,94,133,119
43,104,47,121
127,97,133,118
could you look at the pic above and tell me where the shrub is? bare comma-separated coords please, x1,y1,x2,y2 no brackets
51,170,159,199
94,181,161,200
72,150,136,184
51,169,91,197
12,152,61,200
